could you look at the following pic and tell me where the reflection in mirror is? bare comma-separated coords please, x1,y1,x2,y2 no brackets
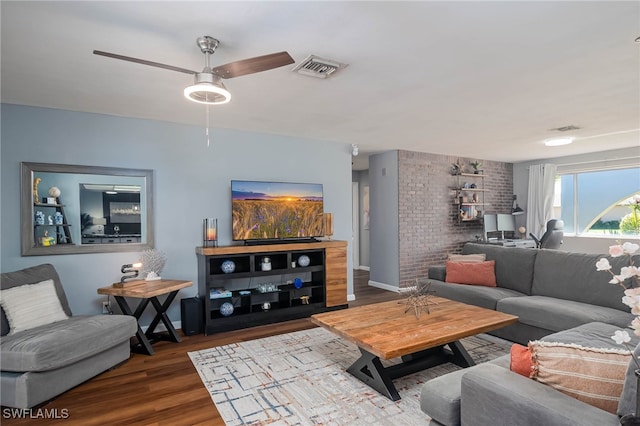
21,162,154,256
80,184,142,244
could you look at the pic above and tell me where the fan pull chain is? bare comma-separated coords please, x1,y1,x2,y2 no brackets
206,104,211,147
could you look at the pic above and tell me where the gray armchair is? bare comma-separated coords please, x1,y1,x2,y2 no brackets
1,264,137,408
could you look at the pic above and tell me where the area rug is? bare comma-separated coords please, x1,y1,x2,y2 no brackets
188,327,511,425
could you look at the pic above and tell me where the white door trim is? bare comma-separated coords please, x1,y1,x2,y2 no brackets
352,182,360,269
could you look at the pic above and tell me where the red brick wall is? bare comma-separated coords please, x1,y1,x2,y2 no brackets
397,150,513,288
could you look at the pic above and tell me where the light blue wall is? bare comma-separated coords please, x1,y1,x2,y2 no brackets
1,104,354,325
369,151,399,289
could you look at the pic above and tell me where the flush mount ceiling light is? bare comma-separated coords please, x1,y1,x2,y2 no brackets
184,73,231,105
544,137,575,147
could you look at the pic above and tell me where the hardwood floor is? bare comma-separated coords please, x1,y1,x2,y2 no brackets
3,270,402,425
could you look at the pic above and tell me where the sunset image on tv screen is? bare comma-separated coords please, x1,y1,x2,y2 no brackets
231,181,324,241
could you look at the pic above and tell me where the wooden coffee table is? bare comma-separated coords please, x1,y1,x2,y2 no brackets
311,297,517,401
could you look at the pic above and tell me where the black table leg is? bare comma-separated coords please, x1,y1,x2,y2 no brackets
448,340,475,367
113,296,155,356
146,291,181,343
346,340,475,401
347,347,400,401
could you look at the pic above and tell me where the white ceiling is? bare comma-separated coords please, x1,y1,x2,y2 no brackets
2,1,639,169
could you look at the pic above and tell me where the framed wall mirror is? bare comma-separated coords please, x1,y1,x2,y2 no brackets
21,162,154,256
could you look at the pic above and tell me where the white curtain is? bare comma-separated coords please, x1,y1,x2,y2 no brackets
526,163,557,238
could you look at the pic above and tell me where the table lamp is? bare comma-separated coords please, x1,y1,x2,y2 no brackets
120,262,142,283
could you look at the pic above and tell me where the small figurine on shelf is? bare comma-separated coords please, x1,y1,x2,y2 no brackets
33,177,42,204
34,211,45,225
41,230,56,246
48,186,61,198
450,160,463,176
57,231,68,244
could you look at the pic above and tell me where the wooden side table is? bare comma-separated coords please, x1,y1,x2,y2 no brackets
97,279,192,355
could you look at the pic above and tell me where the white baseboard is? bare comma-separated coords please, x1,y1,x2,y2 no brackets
368,280,401,293
347,294,356,302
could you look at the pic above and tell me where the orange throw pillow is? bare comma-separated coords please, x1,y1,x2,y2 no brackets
445,260,497,287
510,344,532,377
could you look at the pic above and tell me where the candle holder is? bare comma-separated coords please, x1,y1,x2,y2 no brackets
203,218,218,247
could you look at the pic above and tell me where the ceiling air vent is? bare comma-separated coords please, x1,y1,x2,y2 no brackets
549,125,581,132
292,55,347,79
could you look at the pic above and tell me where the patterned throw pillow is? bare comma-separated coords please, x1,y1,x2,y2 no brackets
0,279,69,334
529,341,631,414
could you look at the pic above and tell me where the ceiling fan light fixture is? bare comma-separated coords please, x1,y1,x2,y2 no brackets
184,73,231,105
544,137,574,147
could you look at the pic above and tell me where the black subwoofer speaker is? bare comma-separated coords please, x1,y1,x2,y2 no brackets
180,297,203,336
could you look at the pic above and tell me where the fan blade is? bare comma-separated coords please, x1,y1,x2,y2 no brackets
93,50,197,75
211,52,294,78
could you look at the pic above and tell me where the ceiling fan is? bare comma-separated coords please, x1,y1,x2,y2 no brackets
94,36,294,105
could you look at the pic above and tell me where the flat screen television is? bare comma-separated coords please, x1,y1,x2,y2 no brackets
231,180,324,243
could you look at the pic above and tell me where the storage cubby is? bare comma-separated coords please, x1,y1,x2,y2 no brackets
196,240,348,335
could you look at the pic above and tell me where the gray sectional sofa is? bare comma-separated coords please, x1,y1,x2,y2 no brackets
421,243,639,425
427,243,634,344
1,264,137,408
422,322,639,426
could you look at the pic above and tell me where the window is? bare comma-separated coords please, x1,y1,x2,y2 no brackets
555,167,640,237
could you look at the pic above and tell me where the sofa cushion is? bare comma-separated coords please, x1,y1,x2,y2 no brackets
1,264,72,336
618,342,640,418
0,314,137,372
429,265,447,282
420,355,509,426
460,363,620,426
529,341,630,414
540,320,640,415
541,322,638,346
531,250,629,311
429,281,525,310
462,243,538,295
0,279,69,334
445,260,496,287
497,296,634,333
